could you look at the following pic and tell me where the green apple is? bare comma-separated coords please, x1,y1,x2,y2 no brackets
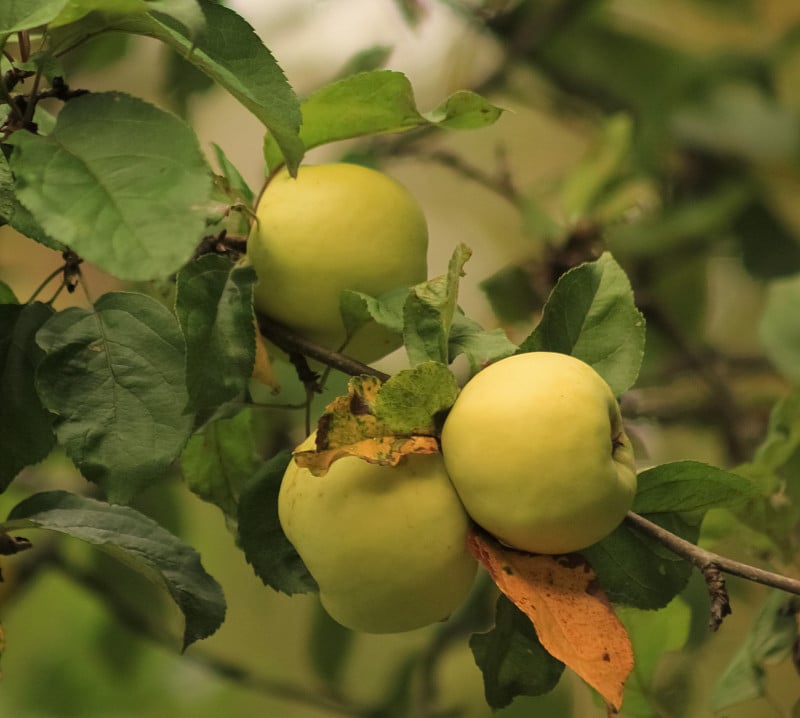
278,435,477,633
440,351,637,554
248,163,428,363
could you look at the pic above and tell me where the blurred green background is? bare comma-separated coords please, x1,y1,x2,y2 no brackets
2,1,800,716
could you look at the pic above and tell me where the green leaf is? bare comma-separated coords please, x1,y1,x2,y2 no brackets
112,0,304,173
616,598,691,718
713,590,799,711
180,409,260,528
0,0,69,32
8,92,212,280
479,263,543,325
340,285,408,337
582,513,699,610
672,83,799,164
145,0,206,35
423,90,504,129
518,252,645,396
48,0,205,33
35,292,194,503
0,150,14,223
3,490,226,650
760,274,800,383
403,243,471,366
0,280,17,304
448,311,517,374
50,0,151,27
0,302,56,491
736,200,800,279
263,70,423,170
748,390,800,475
262,70,504,170
175,255,257,422
470,596,565,710
236,449,318,595
211,143,254,206
308,598,355,687
632,461,759,514
0,149,64,250
332,45,393,80
607,182,750,257
559,114,632,222
585,461,749,608
374,361,458,435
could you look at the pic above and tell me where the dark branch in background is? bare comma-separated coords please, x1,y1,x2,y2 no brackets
625,512,800,629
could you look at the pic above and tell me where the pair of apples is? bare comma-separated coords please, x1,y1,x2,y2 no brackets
248,164,637,633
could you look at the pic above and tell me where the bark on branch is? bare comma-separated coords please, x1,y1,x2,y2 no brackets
625,511,800,629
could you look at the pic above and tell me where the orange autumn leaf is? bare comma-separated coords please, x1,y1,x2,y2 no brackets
251,317,280,392
469,530,634,714
294,435,439,475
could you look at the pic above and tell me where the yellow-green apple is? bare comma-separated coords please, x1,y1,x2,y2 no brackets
440,351,637,554
278,435,477,633
248,163,428,363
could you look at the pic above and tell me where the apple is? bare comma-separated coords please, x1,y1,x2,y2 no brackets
440,351,637,554
248,163,428,363
278,434,477,633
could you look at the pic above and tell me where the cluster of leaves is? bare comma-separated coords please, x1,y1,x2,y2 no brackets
0,0,505,690
2,1,800,717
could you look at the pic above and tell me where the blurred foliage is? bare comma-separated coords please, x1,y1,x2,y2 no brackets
3,0,800,717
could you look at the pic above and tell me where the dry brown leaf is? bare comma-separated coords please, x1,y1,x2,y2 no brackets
469,530,634,714
316,375,385,448
251,317,280,392
294,435,439,475
297,375,440,476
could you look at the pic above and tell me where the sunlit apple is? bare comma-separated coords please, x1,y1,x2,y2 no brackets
278,435,477,633
248,163,428,362
440,351,637,554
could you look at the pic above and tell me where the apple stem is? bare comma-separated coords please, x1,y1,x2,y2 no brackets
625,511,800,629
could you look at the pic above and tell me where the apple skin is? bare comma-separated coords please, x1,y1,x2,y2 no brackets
440,352,637,555
248,163,428,363
278,435,477,633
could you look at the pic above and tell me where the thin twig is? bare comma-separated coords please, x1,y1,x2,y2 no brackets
25,263,66,303
393,146,523,207
257,314,390,382
625,512,800,628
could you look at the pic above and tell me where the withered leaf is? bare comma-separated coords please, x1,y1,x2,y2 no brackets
469,530,634,713
251,316,280,392
294,436,439,476
295,375,440,476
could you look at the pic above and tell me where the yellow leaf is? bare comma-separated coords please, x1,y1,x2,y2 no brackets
251,318,280,392
295,435,439,475
469,530,634,713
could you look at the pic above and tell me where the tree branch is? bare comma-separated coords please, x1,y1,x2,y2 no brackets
256,310,800,635
256,314,390,382
625,511,800,629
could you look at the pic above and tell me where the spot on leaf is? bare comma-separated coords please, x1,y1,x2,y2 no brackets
469,529,634,713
